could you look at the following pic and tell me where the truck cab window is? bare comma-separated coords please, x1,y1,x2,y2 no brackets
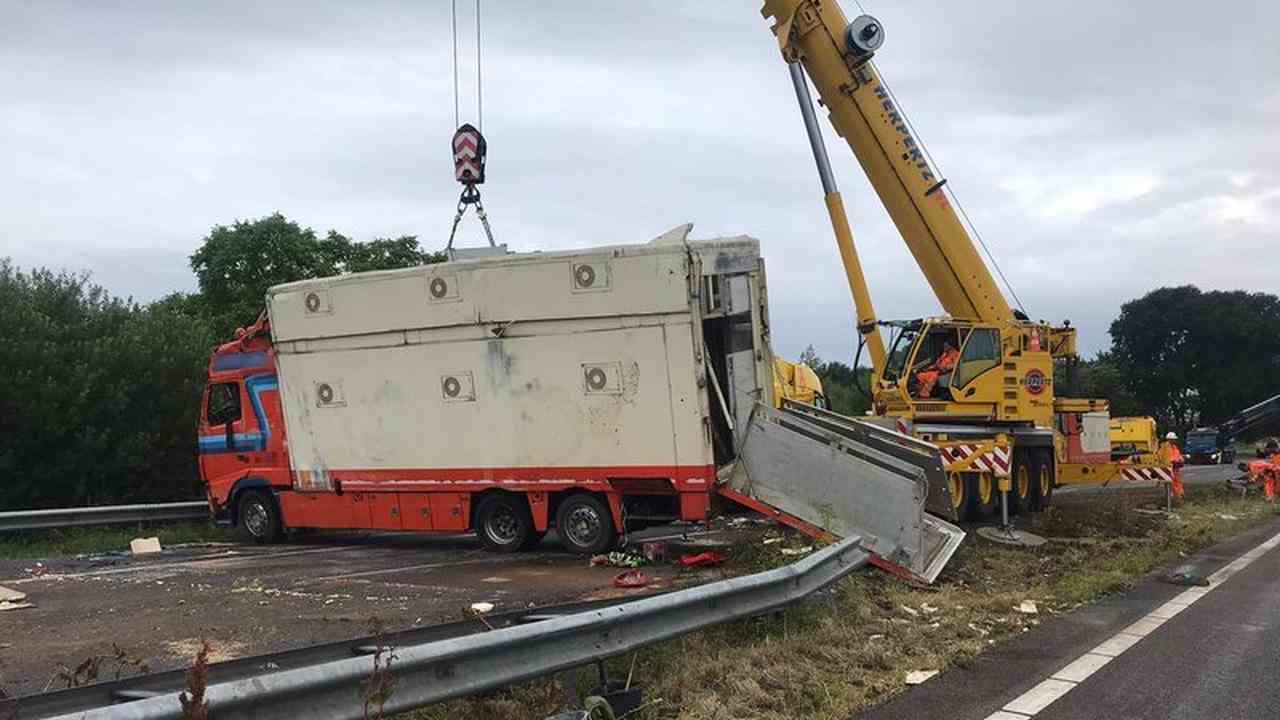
952,329,1001,388
207,383,242,425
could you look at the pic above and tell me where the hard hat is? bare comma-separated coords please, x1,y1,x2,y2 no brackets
1165,431,1177,440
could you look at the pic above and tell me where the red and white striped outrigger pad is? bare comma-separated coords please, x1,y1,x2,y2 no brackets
452,123,486,185
1120,466,1173,484
940,443,1011,477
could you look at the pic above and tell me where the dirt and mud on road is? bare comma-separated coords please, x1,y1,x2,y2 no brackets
0,523,760,698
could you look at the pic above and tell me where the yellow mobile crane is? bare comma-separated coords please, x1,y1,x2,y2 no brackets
760,0,1171,521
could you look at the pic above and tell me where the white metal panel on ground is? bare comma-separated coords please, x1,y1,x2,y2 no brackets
274,319,706,476
269,243,700,344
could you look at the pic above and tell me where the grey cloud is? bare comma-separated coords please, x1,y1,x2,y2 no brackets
1,0,1276,366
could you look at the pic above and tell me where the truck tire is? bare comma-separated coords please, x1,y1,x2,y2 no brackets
1009,450,1034,515
556,493,616,555
1032,449,1055,511
237,489,284,544
475,495,534,554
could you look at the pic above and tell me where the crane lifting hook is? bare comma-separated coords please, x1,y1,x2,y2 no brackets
446,123,497,252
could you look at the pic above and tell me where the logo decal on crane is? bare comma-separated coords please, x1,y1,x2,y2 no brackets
1024,369,1047,395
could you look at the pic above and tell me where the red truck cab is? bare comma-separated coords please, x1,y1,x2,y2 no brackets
198,316,292,539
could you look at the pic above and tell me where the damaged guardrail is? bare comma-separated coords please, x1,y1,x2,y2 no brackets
0,502,207,532
43,536,870,720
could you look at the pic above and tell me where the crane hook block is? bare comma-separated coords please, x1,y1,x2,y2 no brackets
845,14,884,57
452,123,487,186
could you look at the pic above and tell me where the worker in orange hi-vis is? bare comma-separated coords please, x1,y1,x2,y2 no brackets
917,341,960,399
1160,431,1186,502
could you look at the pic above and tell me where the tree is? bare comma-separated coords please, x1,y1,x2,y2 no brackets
796,346,873,417
0,261,217,509
1108,285,1280,433
189,214,444,333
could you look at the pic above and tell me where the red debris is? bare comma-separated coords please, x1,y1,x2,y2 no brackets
677,551,729,567
613,570,650,588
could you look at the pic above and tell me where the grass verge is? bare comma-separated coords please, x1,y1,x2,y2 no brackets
403,487,1278,720
0,521,233,559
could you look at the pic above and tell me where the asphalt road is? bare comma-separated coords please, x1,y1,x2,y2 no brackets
0,524,746,698
859,514,1280,720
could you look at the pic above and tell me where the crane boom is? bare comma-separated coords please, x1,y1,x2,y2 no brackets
763,0,1014,325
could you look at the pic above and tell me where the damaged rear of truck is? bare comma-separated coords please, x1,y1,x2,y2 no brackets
197,233,962,582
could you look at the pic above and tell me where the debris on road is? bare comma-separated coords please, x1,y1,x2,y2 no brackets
0,584,26,602
591,551,646,569
469,602,495,614
904,670,938,685
613,570,651,589
779,545,814,556
677,551,728,567
1017,600,1039,615
0,600,35,611
1160,565,1209,587
130,537,162,555
641,541,668,563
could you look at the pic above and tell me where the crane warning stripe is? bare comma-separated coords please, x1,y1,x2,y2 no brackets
942,444,1011,477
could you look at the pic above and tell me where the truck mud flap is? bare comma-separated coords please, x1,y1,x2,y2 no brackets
727,402,964,584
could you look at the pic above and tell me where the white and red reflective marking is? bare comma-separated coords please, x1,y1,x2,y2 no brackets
1120,466,1173,484
453,131,481,181
941,444,1011,476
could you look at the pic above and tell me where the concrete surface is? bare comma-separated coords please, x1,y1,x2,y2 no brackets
0,525,745,698
857,508,1280,720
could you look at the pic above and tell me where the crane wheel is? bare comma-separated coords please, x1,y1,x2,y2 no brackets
1010,451,1034,515
947,472,970,521
1032,450,1055,511
972,472,999,519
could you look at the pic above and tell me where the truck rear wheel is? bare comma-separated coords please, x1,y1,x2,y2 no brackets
475,495,534,553
237,489,284,544
556,493,616,555
1032,450,1055,511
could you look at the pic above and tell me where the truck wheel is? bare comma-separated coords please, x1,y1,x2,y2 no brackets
238,490,284,544
475,495,534,554
1032,450,1055,511
556,494,616,554
972,472,999,519
1010,451,1034,515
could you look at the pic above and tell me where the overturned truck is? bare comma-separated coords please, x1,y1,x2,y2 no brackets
198,233,963,583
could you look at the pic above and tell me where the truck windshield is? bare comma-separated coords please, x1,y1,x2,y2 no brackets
1186,431,1217,449
883,329,919,382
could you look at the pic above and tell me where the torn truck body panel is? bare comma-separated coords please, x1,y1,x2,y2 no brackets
730,402,964,584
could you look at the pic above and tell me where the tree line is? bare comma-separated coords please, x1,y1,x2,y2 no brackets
2,214,1277,510
0,214,443,511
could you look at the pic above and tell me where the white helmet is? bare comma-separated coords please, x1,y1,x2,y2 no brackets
1165,431,1178,440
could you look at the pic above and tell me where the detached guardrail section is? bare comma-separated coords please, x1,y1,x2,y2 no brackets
47,536,870,720
0,502,207,532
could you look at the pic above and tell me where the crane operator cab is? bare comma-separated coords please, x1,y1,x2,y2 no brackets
877,318,1048,425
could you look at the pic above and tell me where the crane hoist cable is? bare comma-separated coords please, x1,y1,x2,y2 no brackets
874,69,1028,317
446,0,496,253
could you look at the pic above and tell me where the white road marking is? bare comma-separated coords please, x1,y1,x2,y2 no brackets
983,529,1280,719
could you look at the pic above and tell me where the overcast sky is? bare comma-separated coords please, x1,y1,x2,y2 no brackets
3,1,1277,362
